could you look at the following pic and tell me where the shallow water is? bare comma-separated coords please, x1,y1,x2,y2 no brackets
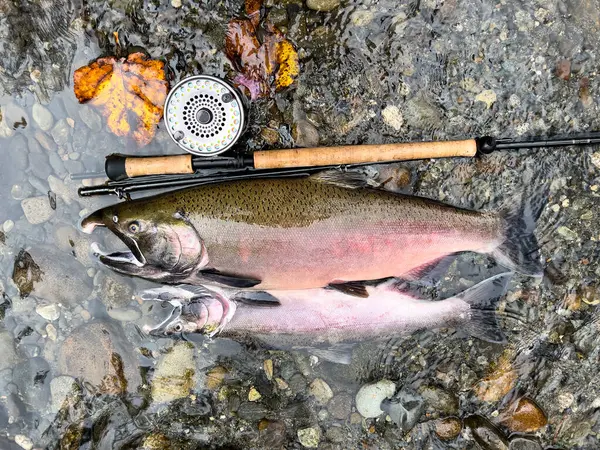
1,0,600,448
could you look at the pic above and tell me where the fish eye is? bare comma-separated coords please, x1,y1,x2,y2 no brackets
128,221,140,233
174,323,183,332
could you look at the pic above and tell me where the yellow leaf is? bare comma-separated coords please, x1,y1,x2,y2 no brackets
275,40,299,90
73,52,168,147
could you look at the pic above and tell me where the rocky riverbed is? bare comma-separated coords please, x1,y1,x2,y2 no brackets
1,0,600,448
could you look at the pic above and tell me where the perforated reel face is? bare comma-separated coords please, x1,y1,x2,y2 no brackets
164,75,246,156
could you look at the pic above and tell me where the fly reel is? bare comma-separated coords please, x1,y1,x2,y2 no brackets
164,75,247,156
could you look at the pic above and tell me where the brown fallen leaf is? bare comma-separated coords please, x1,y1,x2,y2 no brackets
474,351,517,402
73,52,168,147
225,1,299,99
497,396,548,433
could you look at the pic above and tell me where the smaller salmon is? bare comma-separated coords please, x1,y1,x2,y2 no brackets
138,274,512,362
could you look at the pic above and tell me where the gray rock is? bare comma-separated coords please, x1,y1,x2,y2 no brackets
48,152,67,178
53,226,95,267
35,131,56,152
58,321,141,393
32,104,54,131
48,175,73,205
509,437,543,450
464,414,509,450
7,135,29,171
419,385,459,416
63,159,84,175
12,246,91,305
95,272,134,308
152,343,196,402
1,103,29,131
51,119,71,147
325,426,345,443
13,357,51,410
309,378,333,405
328,392,352,420
21,196,54,224
355,379,396,418
381,389,425,432
297,426,321,448
292,120,320,148
28,150,52,180
78,105,102,132
49,375,79,413
306,0,340,12
0,332,20,371
288,373,308,394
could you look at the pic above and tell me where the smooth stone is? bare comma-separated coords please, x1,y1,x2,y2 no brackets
35,131,56,152
419,385,459,416
48,175,73,205
35,303,60,321
96,272,134,308
49,375,78,413
11,184,34,201
0,332,20,371
78,105,102,132
152,343,196,402
46,324,57,341
382,105,404,131
14,435,33,450
2,103,29,131
309,378,333,405
497,397,547,433
21,196,54,224
63,159,84,174
13,357,51,410
48,152,67,178
12,246,91,305
3,220,14,233
328,393,352,420
8,135,29,170
464,414,509,450
355,379,396,418
28,150,52,180
509,437,543,450
58,321,141,393
292,120,320,147
53,226,94,267
51,120,71,147
435,417,462,440
306,0,340,11
32,104,54,131
297,426,321,448
107,307,142,322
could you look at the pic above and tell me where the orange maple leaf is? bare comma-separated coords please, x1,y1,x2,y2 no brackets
73,52,168,147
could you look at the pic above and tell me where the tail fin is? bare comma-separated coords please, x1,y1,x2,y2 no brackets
492,191,545,277
456,272,513,343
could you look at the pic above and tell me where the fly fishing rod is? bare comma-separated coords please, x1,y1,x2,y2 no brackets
100,133,600,181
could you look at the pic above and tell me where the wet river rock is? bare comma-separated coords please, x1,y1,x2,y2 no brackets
57,321,140,394
464,414,509,450
497,397,548,433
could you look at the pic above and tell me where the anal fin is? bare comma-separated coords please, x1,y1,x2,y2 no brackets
232,291,281,306
327,281,369,298
404,253,459,285
198,269,261,288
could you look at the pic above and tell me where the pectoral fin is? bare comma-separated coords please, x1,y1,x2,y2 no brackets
232,291,281,306
327,281,369,298
198,269,261,288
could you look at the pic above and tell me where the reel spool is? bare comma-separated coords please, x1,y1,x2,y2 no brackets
164,75,247,156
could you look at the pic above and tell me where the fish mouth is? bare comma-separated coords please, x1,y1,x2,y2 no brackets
91,239,147,267
79,211,104,234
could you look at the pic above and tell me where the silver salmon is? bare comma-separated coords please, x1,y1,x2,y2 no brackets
138,273,511,362
80,172,541,291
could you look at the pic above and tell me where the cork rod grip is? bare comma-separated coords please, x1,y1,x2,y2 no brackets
252,139,478,169
124,155,194,178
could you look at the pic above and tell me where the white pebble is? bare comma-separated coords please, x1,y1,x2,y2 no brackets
80,309,91,321
15,435,33,450
46,323,58,341
3,220,14,233
36,303,60,321
171,0,182,6
382,105,404,131
355,379,396,418
21,196,55,224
